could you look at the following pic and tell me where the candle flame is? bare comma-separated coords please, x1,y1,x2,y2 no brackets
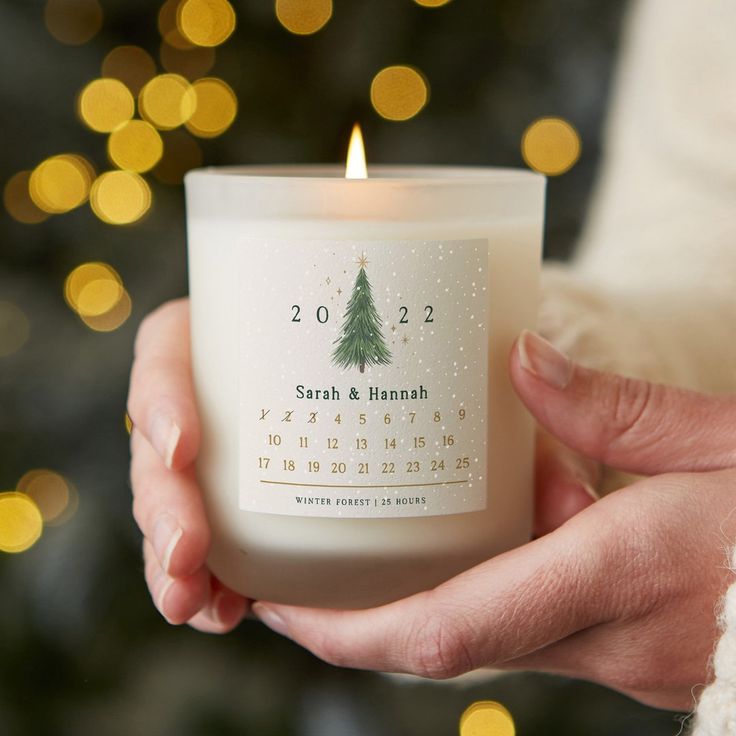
345,123,367,179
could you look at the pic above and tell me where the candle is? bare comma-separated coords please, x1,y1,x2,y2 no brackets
185,129,545,608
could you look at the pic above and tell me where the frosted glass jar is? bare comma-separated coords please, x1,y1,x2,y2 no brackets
185,166,545,609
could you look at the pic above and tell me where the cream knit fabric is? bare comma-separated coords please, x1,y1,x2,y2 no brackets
548,0,736,728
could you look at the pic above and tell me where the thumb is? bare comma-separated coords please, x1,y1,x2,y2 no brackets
510,330,736,476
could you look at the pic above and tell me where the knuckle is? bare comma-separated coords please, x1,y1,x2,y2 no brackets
600,376,660,455
407,608,475,680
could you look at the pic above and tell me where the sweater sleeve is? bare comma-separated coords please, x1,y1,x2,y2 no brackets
540,0,736,728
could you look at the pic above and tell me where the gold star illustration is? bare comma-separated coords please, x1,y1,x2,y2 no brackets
401,335,410,345
356,253,369,269
337,287,342,296
326,276,331,285
390,324,396,333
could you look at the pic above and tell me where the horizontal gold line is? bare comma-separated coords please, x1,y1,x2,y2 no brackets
259,479,469,489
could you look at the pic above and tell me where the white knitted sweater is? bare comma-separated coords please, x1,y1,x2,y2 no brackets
545,0,736,730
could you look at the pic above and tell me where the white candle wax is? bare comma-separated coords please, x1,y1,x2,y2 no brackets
185,165,545,609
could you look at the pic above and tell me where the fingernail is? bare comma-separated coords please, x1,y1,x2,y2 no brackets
213,591,245,627
157,577,176,624
153,513,183,574
252,603,289,637
151,414,181,470
580,482,599,501
518,330,573,390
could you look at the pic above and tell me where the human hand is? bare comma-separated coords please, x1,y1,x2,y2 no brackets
127,298,248,632
250,330,736,710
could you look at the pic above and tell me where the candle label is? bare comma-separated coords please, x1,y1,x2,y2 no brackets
239,238,488,518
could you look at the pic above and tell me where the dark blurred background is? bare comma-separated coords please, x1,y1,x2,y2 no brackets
0,0,690,734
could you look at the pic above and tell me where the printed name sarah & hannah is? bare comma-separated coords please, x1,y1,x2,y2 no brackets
295,385,429,401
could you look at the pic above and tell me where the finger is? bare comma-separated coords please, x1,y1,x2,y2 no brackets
251,515,610,679
510,330,736,475
131,428,210,577
143,539,210,625
127,298,199,470
187,579,250,634
534,431,599,537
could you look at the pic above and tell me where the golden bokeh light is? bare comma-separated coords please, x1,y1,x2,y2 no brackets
275,0,333,35
4,172,49,225
0,492,43,554
414,0,452,6
160,0,198,50
185,78,238,138
78,78,135,133
0,301,30,358
459,701,515,736
44,0,103,45
76,278,124,317
139,74,197,130
18,470,75,526
29,155,93,214
160,41,216,80
153,130,203,185
178,0,236,47
80,288,132,332
370,65,429,122
64,261,122,314
102,46,157,96
521,117,581,176
107,120,164,173
90,171,152,225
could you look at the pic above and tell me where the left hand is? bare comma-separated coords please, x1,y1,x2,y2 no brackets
251,330,736,711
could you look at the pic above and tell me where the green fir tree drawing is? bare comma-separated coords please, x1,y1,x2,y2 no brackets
332,254,392,373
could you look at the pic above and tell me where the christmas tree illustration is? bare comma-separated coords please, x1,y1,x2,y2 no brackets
332,254,392,373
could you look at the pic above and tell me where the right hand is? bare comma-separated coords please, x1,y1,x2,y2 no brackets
127,298,249,632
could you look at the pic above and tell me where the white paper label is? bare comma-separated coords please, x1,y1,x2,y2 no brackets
239,238,489,518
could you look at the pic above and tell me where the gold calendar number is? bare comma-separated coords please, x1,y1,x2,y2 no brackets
299,436,309,448
443,434,455,447
406,461,420,473
356,437,368,450
283,459,295,471
434,411,441,422
384,413,392,425
267,433,281,446
359,413,367,425
382,462,395,474
358,462,369,474
331,462,346,473
334,413,342,424
430,459,445,471
308,461,320,472
456,457,470,469
385,438,396,450
458,408,466,420
413,436,426,448
327,437,339,449
409,411,416,424
258,457,270,469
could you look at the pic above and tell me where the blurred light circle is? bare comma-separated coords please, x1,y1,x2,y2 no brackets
178,0,236,47
80,288,132,332
414,0,452,6
78,78,135,133
76,279,124,317
64,262,122,313
160,40,216,80
159,0,193,49
90,171,152,225
44,0,103,45
153,130,203,185
459,701,515,736
370,65,429,122
3,172,49,225
102,46,157,96
139,74,197,130
0,492,43,554
29,155,92,214
18,470,72,526
0,302,30,357
521,117,581,176
108,120,164,173
275,0,332,35
185,78,237,138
